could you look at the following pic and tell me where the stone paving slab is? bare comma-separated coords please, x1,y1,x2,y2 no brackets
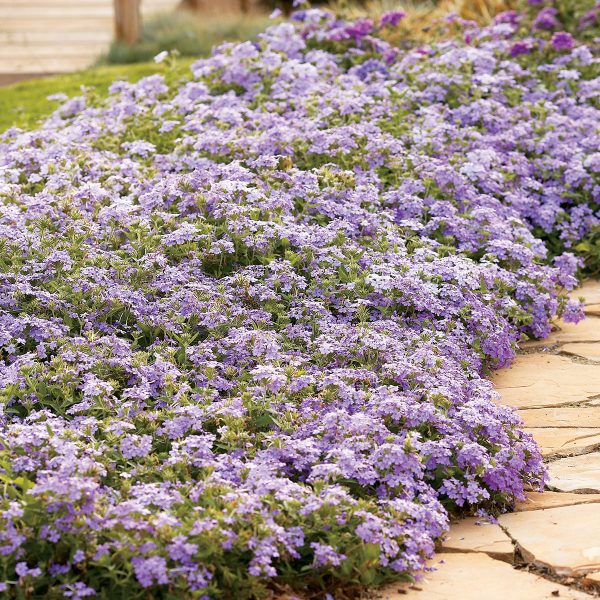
585,572,600,585
492,354,600,409
562,343,600,361
382,553,593,599
441,518,514,562
524,317,600,348
514,491,600,512
548,453,600,493
499,504,600,576
576,281,600,305
520,407,600,428
525,428,600,457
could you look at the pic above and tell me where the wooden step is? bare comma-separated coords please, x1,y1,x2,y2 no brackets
0,45,107,58
0,0,113,5
0,31,113,44
3,56,98,73
0,18,114,32
0,5,114,19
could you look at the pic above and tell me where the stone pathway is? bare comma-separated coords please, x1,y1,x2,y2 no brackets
382,280,600,599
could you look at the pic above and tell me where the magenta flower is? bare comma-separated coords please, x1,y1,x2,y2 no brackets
510,40,532,56
345,18,374,41
551,31,575,51
380,11,406,28
533,7,559,30
494,10,520,26
579,5,600,30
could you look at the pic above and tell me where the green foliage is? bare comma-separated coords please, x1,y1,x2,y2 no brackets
0,61,192,133
104,11,271,65
575,229,600,276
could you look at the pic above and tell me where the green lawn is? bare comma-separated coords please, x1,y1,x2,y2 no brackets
0,60,193,132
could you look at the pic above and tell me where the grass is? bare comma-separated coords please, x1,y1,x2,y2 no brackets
0,60,193,133
104,11,271,65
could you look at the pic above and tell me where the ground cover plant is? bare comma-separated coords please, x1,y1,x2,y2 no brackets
0,62,193,134
0,2,599,598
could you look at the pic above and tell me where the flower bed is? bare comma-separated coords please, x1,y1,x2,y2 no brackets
0,6,598,599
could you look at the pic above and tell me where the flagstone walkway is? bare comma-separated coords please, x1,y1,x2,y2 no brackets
382,280,600,600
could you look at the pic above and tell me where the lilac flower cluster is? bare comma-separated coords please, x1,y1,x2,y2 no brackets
0,7,598,598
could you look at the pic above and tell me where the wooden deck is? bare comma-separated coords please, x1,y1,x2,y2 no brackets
0,0,181,76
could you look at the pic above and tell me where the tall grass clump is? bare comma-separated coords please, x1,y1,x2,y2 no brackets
104,11,271,64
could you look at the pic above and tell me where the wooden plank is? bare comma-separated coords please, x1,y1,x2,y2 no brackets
0,31,112,44
0,45,107,58
0,18,113,32
0,0,184,75
0,0,113,5
0,0,178,8
0,6,114,18
2,57,97,73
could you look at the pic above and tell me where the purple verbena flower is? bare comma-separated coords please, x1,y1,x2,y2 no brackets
551,31,575,51
533,7,559,30
380,11,406,28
